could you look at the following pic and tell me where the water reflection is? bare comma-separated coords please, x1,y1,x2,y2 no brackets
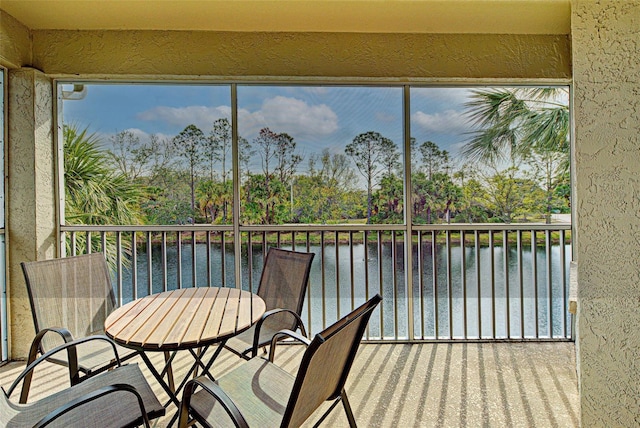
120,242,572,340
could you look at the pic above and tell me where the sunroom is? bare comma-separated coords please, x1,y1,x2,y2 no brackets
0,1,637,427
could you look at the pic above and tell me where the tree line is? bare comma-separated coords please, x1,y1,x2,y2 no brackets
64,88,570,227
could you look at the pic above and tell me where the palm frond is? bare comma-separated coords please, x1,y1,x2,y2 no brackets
465,89,530,130
63,124,145,226
463,87,569,168
523,107,570,152
461,127,517,164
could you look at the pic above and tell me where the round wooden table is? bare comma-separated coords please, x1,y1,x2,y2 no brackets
104,287,266,420
105,287,265,351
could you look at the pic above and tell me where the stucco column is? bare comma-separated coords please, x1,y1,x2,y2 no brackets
572,1,640,426
7,67,57,359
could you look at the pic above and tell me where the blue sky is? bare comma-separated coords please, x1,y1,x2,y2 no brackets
62,83,471,153
61,83,568,176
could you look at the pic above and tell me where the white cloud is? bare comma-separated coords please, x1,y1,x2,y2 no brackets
245,96,338,139
137,96,338,142
137,105,231,131
411,109,470,135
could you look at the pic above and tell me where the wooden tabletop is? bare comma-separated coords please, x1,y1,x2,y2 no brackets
104,287,266,351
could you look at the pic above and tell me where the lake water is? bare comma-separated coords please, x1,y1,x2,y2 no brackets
120,242,572,341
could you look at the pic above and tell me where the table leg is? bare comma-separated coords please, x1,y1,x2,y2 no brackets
173,345,212,395
193,347,201,378
163,351,176,392
139,342,231,427
139,352,181,409
164,343,220,428
202,339,229,375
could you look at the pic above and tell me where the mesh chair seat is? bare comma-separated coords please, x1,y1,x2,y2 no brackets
190,358,295,427
223,324,281,359
45,340,138,376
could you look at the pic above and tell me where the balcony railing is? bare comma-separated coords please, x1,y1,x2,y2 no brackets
62,222,573,342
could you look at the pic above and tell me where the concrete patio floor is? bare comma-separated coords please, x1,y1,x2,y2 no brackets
0,342,579,427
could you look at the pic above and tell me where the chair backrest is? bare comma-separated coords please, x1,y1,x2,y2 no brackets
256,248,315,331
281,294,382,428
21,253,115,353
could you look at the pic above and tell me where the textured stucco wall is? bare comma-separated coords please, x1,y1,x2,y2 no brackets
7,68,57,358
30,30,571,79
0,10,31,69
572,1,640,426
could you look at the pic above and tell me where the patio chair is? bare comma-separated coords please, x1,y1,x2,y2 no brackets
224,248,315,359
19,253,139,403
1,335,165,427
178,294,382,428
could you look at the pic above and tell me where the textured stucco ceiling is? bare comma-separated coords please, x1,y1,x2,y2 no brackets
0,0,571,34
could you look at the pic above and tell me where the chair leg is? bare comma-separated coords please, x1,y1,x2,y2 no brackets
20,329,77,403
312,390,358,428
19,337,42,403
298,320,308,338
341,390,357,428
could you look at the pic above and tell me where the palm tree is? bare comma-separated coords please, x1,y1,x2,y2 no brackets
196,179,231,224
463,88,569,162
64,124,145,257
462,87,570,222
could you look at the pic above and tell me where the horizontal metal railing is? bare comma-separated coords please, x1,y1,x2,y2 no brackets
61,222,572,342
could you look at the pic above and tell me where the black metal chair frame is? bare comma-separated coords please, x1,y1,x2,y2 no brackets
2,336,164,427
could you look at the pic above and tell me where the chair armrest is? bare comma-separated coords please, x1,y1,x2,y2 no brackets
268,329,311,362
251,308,307,358
179,377,249,428
29,327,75,352
33,383,151,428
7,336,121,400
20,327,76,403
